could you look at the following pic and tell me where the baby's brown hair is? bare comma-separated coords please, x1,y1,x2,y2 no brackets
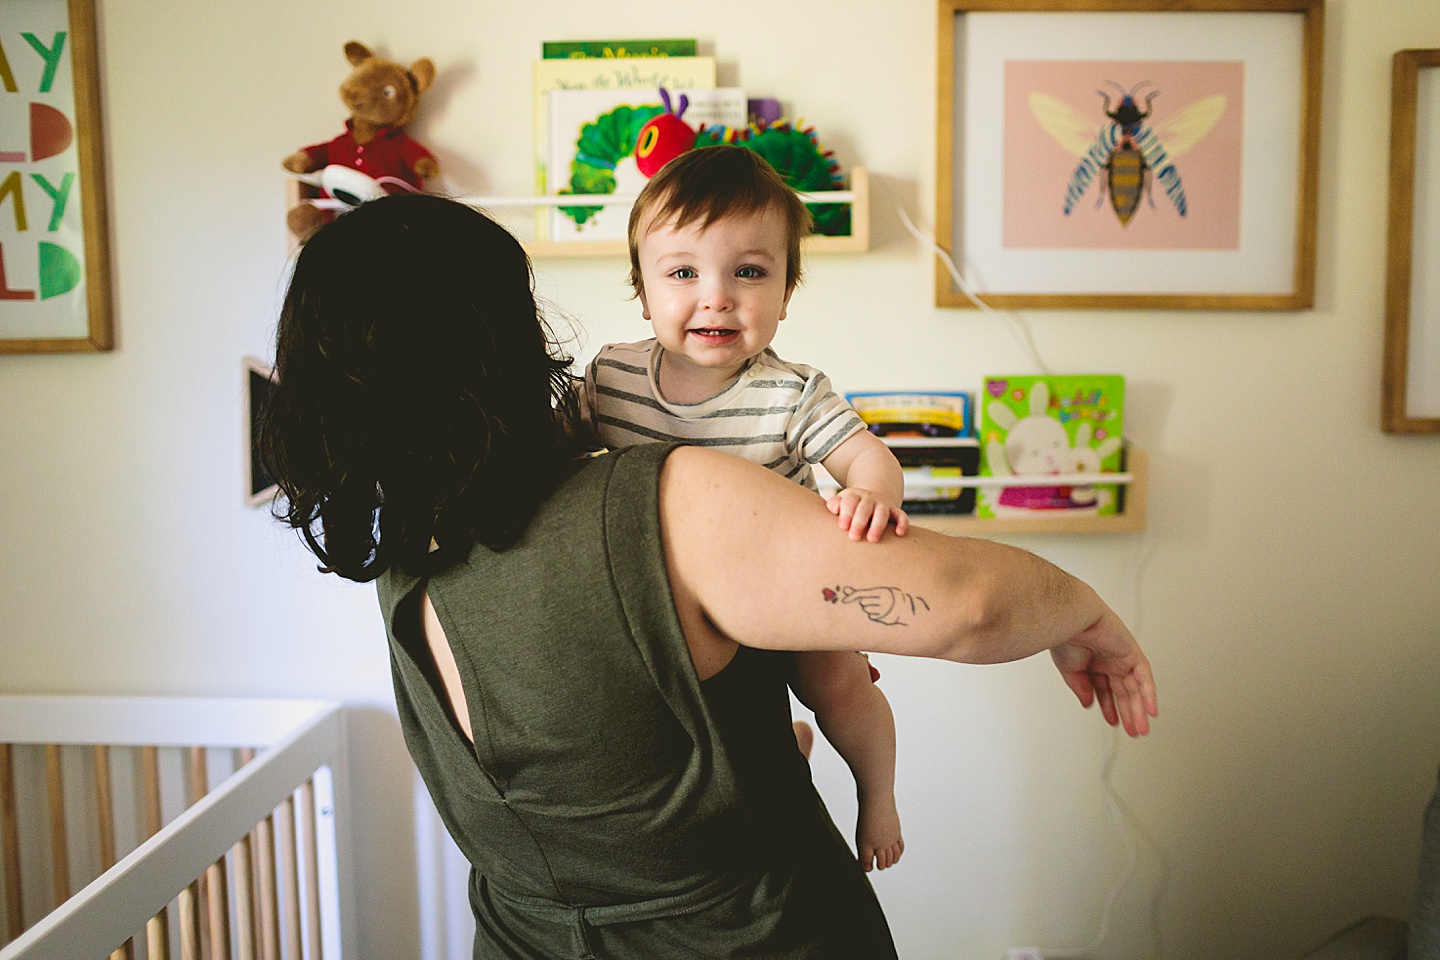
626,145,813,297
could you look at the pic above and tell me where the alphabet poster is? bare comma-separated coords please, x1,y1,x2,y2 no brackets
0,0,110,351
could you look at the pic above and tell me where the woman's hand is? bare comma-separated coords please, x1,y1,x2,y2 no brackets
1049,608,1158,736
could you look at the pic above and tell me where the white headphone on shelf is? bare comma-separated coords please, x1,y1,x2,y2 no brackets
288,165,419,212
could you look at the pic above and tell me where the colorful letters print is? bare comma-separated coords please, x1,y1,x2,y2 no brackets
1,3,90,341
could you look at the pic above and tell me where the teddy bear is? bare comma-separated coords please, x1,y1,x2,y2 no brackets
283,40,440,240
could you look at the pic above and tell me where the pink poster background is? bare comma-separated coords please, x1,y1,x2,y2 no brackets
1002,60,1245,251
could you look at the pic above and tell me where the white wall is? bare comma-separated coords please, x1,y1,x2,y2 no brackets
1,1,1437,958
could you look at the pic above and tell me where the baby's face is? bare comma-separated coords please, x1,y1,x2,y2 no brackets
636,205,794,384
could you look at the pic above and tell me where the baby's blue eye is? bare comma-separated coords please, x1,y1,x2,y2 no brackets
670,267,697,280
736,265,767,279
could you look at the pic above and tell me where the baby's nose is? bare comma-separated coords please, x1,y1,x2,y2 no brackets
701,280,735,310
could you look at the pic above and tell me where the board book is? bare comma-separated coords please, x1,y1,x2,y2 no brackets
545,86,747,242
846,392,978,515
977,374,1125,519
531,55,716,229
543,39,698,59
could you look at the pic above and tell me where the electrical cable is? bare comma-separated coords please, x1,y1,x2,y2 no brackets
878,178,1053,375
884,177,1172,957
1119,538,1170,960
1043,537,1169,960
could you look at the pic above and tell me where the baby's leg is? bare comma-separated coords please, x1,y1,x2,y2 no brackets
792,720,815,758
790,650,904,871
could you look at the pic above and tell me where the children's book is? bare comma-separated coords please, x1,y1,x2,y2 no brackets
545,86,747,242
531,56,717,224
543,39,698,59
846,391,972,438
846,392,978,515
977,375,1125,519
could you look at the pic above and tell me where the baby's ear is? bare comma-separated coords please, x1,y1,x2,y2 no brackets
638,288,651,321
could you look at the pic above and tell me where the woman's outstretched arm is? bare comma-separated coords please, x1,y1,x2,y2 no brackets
659,446,1157,736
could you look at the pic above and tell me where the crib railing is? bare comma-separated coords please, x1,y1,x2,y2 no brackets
0,697,352,960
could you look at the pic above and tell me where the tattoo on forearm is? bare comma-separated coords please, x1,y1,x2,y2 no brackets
822,585,931,626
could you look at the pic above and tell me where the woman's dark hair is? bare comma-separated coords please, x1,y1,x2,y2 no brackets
259,194,578,582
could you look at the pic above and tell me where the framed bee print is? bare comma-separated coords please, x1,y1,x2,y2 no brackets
0,0,113,352
935,0,1324,310
1381,49,1440,435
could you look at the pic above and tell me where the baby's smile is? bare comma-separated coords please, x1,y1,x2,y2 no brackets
689,328,739,342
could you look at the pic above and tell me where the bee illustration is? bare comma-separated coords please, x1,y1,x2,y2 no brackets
1029,81,1226,227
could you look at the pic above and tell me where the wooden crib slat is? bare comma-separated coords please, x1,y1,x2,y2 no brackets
177,883,202,960
142,747,173,960
277,796,302,960
254,814,280,960
1,742,24,944
44,744,71,908
205,858,231,960
187,746,234,960
141,746,163,836
93,745,117,869
147,909,172,960
231,748,260,960
231,830,258,960
177,747,209,960
186,748,214,960
92,745,135,960
299,780,323,960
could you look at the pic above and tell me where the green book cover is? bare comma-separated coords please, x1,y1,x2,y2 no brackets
543,39,698,59
977,375,1125,519
531,56,716,237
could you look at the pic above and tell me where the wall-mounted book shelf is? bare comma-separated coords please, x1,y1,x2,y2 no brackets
285,167,870,257
909,450,1148,536
489,167,868,257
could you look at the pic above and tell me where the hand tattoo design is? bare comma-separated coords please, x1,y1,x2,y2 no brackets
822,585,930,626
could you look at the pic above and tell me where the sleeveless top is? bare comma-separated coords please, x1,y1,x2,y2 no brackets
376,443,896,959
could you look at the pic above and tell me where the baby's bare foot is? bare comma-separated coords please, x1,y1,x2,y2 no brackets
856,794,904,872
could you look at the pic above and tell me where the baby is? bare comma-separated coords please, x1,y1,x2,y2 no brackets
579,145,908,871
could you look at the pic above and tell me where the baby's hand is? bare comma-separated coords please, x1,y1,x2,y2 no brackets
826,488,909,543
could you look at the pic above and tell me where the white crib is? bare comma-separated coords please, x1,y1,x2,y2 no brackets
0,696,354,960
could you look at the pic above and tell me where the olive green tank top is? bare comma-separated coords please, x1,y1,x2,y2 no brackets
377,443,895,959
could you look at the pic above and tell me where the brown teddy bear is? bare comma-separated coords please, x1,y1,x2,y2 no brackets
283,41,440,240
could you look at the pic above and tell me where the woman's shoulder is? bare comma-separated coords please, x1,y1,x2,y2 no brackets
540,443,684,520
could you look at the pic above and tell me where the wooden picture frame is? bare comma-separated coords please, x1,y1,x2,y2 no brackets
0,0,113,352
1382,49,1440,434
244,357,279,507
935,0,1324,310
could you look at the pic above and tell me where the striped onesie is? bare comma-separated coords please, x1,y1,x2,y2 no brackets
580,339,866,492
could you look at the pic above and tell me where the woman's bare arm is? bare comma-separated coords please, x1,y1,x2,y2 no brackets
659,446,1156,735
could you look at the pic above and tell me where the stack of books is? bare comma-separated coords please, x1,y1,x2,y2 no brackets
846,392,978,516
534,38,740,242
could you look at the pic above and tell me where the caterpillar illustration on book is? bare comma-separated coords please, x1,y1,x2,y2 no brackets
555,86,853,236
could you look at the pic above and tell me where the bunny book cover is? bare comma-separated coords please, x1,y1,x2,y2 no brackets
978,375,1125,519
